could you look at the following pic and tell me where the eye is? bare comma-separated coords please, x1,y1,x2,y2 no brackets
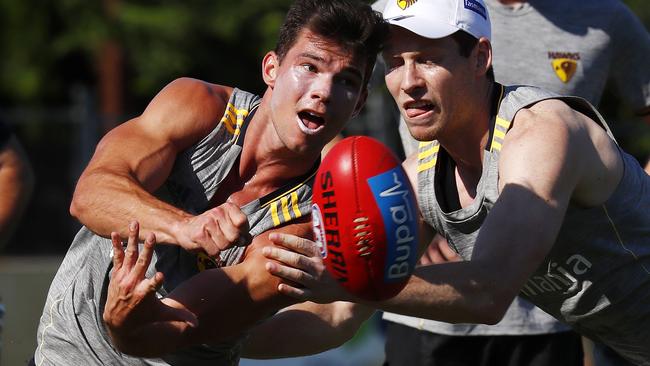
301,63,317,73
418,55,439,66
384,58,404,73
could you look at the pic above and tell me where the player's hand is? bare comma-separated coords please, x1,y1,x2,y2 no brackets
103,222,165,337
175,202,252,257
263,233,352,304
418,234,461,266
103,221,197,352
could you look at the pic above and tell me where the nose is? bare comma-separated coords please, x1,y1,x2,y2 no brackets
309,74,332,104
401,62,424,95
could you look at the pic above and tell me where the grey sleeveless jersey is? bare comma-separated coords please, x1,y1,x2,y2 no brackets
415,84,650,365
35,88,317,366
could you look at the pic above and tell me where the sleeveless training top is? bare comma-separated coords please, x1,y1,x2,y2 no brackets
415,84,650,365
35,88,317,366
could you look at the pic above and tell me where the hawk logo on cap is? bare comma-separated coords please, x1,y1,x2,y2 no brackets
548,51,580,83
397,0,417,10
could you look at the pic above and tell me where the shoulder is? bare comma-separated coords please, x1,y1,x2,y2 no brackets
499,99,583,186
144,78,232,127
133,78,234,146
507,99,581,140
504,98,599,156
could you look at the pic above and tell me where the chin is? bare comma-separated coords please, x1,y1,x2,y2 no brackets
406,126,435,143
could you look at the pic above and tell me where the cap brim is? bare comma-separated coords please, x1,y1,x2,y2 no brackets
386,15,458,40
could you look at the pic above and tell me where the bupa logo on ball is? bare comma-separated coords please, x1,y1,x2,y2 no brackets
311,204,328,258
367,167,418,283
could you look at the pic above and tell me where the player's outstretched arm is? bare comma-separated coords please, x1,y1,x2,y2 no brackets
242,301,374,359
264,100,621,325
104,219,311,357
70,78,250,255
264,232,506,324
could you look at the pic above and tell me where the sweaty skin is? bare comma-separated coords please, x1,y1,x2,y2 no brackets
100,27,371,356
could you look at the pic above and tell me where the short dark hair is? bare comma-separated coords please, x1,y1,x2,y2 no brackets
275,0,388,85
450,30,494,81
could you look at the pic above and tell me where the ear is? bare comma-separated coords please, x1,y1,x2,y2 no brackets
474,37,492,78
262,51,279,87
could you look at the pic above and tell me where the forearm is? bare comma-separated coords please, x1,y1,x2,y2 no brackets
242,302,374,359
108,260,295,356
71,169,190,244
368,261,510,325
107,297,198,358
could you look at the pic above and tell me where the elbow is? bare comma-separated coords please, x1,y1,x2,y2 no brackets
69,189,86,222
328,303,373,347
69,176,95,222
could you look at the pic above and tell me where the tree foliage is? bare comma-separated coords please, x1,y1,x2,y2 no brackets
1,0,646,107
0,0,297,106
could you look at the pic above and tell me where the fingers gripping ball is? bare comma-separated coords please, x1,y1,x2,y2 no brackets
312,136,419,301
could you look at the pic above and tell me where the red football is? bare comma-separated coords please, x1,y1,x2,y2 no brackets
311,136,419,301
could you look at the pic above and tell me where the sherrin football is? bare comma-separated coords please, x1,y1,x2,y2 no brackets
311,136,419,301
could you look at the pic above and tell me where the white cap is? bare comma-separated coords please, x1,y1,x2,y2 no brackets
383,0,491,41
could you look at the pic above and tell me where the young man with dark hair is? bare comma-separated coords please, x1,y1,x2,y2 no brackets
33,1,387,365
259,0,650,365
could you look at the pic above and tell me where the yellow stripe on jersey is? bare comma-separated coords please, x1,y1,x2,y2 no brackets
495,117,511,130
417,157,437,173
220,115,236,134
220,103,250,136
418,143,439,160
280,196,292,222
490,117,511,152
493,128,506,140
269,192,305,227
291,192,302,218
491,140,503,151
271,201,281,226
417,141,439,172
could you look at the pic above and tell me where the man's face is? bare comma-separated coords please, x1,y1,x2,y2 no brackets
265,29,367,155
383,26,474,142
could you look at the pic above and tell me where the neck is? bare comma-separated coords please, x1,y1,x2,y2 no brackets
440,80,495,179
238,94,321,187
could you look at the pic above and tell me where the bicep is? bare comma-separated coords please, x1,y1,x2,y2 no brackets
82,118,179,192
81,78,227,191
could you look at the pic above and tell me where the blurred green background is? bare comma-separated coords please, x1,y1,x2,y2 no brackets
0,0,648,365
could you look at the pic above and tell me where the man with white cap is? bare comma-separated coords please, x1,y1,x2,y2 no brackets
378,0,580,365
261,0,650,364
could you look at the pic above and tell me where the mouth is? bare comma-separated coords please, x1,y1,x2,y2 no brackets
297,110,326,135
403,100,435,119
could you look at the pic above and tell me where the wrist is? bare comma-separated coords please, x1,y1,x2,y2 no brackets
167,214,192,247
